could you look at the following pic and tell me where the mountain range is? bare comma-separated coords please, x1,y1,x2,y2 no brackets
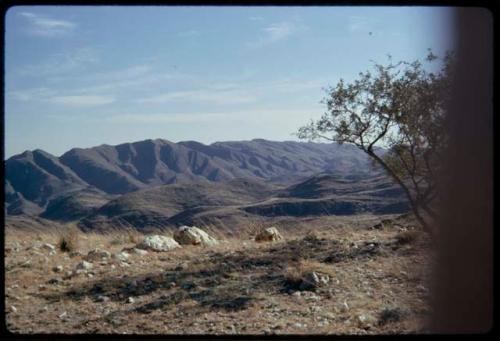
4,138,407,231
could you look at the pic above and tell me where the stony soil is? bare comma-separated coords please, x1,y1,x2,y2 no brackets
4,215,433,335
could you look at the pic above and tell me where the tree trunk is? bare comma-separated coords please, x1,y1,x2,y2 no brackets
366,149,436,237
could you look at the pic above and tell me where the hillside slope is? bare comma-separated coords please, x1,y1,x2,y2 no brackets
5,139,378,216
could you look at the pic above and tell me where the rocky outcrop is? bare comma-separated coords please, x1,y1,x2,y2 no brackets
299,271,330,291
136,235,180,252
255,227,283,242
173,226,219,246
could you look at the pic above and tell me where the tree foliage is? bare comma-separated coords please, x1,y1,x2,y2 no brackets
298,50,454,235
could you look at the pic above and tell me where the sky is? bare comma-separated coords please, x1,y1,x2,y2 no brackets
4,6,455,158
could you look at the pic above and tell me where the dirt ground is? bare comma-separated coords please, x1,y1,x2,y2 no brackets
4,215,433,335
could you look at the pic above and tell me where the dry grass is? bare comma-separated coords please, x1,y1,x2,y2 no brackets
283,258,336,287
394,230,421,245
105,227,142,246
5,215,432,335
57,227,80,253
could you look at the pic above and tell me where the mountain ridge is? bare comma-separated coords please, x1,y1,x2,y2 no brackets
5,138,381,216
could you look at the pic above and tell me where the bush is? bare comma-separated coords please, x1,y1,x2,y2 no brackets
378,307,406,326
108,228,140,246
394,230,420,245
58,228,80,252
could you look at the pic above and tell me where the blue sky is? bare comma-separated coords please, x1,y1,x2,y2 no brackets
4,6,454,158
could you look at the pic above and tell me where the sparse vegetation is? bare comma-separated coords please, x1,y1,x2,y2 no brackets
378,307,406,326
5,215,432,334
395,230,420,245
57,227,80,253
298,50,454,236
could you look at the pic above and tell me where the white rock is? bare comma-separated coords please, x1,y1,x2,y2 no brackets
20,260,31,268
173,226,219,247
49,250,57,256
133,248,148,256
53,265,63,273
255,227,283,243
58,311,67,319
43,243,55,251
76,260,93,271
10,306,17,313
126,297,135,304
136,235,181,252
357,314,376,328
112,251,130,262
336,300,349,313
97,295,110,303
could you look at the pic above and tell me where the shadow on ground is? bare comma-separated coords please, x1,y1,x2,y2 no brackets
39,233,416,327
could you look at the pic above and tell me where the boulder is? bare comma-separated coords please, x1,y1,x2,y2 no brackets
299,271,330,291
112,251,130,262
136,235,180,252
357,313,376,329
76,260,93,271
52,265,63,273
173,226,219,247
84,249,111,261
43,243,55,251
255,227,283,243
133,248,148,256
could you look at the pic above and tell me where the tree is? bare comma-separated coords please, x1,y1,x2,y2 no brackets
297,50,454,236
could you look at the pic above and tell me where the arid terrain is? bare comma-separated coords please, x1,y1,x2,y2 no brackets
5,214,433,335
4,139,432,335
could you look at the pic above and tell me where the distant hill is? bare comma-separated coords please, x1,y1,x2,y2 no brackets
79,177,282,231
77,173,408,232
5,138,379,216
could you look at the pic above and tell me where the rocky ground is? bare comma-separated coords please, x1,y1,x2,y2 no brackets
4,215,433,335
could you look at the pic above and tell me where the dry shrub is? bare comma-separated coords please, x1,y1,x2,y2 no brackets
108,228,141,246
245,219,272,240
58,227,80,252
283,259,335,288
378,307,406,326
394,230,420,245
282,261,305,288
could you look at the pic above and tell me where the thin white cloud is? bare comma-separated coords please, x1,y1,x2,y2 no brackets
265,22,294,41
19,11,76,37
178,30,200,37
7,87,114,107
18,47,99,77
137,89,256,105
246,21,307,49
105,112,231,124
47,95,115,106
7,87,57,102
101,108,314,125
348,16,369,32
249,16,264,21
262,78,324,93
348,15,383,35
42,60,195,94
